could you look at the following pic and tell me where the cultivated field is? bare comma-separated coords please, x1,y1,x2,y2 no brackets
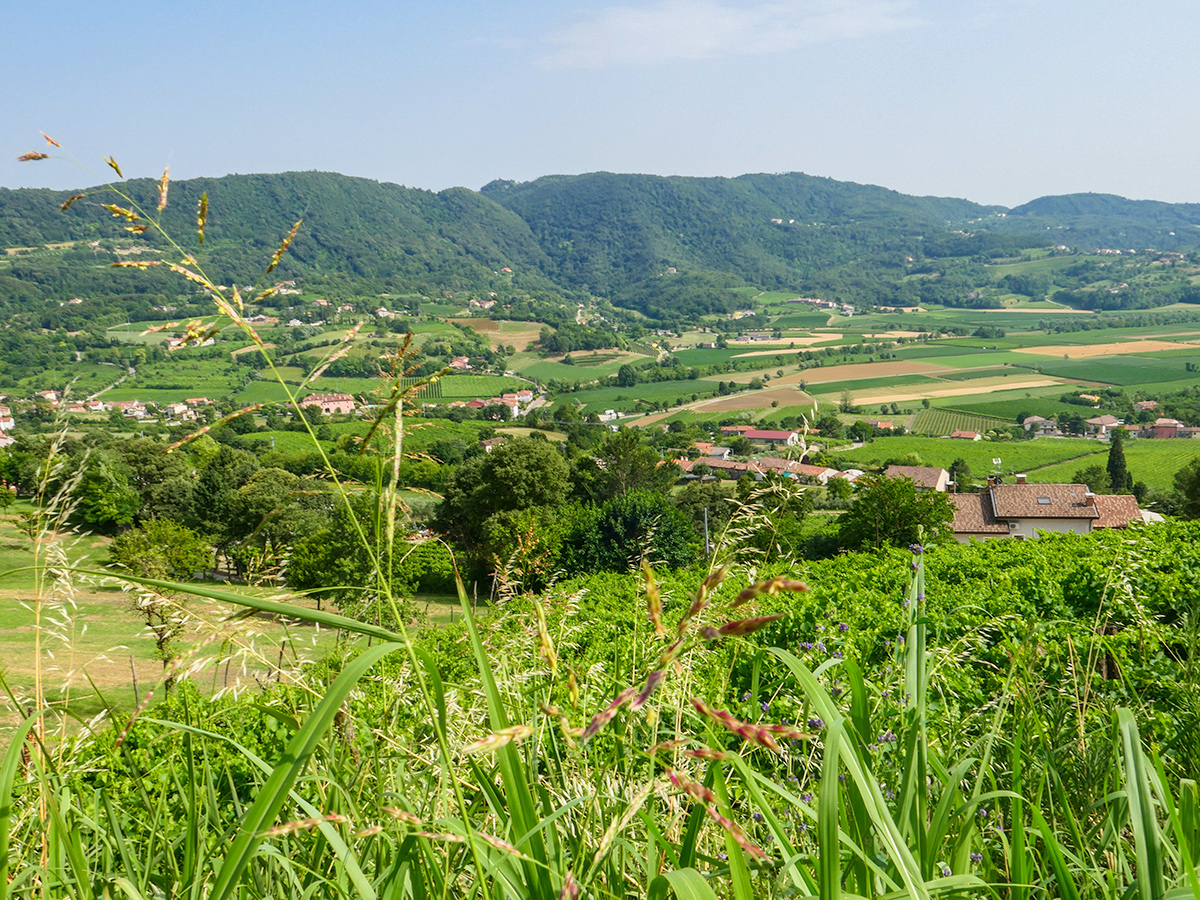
1012,340,1197,358
848,376,1065,406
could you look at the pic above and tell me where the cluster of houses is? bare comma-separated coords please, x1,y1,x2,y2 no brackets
785,296,856,316
429,389,536,419
676,427,861,484
1023,406,1200,439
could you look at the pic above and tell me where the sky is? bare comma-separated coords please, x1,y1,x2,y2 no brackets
3,0,1199,207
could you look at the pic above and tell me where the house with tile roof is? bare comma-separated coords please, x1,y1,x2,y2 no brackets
951,476,1150,542
883,465,950,492
1085,414,1122,436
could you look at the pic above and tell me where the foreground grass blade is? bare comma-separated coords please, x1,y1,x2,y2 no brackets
454,570,555,900
648,868,721,900
1118,707,1165,900
0,709,46,900
209,641,401,900
72,569,407,643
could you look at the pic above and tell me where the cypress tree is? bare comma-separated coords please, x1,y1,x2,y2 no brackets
1106,428,1130,493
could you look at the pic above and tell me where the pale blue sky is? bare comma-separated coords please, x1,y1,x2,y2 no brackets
4,0,1198,206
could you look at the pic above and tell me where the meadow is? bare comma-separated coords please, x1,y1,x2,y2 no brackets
827,434,1106,479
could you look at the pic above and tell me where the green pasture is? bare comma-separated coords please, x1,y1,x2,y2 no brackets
233,381,293,404
1026,439,1200,491
512,353,637,382
770,312,835,328
570,379,723,413
415,302,467,317
828,434,1104,477
984,255,1084,277
17,364,119,396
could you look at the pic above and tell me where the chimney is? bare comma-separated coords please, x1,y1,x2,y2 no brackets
1016,474,1027,484
1085,492,1096,508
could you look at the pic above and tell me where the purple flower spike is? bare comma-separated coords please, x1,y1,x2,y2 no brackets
807,717,824,730
970,852,983,863
838,622,849,633
909,543,923,555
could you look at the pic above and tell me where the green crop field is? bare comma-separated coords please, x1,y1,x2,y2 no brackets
771,312,835,328
940,396,1119,420
910,408,1012,436
436,374,523,398
238,430,334,453
808,374,943,396
570,379,723,413
938,367,1022,381
984,255,1085,276
891,343,996,359
1034,355,1200,386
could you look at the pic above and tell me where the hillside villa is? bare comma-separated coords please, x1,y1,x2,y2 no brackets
951,475,1156,542
301,392,356,415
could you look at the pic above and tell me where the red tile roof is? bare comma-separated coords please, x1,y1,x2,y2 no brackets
1092,494,1142,529
951,493,1009,535
990,483,1098,519
884,465,949,490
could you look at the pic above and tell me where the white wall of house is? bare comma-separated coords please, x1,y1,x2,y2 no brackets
1005,518,1093,539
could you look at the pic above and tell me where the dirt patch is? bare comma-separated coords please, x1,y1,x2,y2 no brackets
451,320,543,352
733,337,838,356
231,342,276,356
979,307,1092,314
446,317,499,332
1012,340,1195,358
726,360,946,386
691,385,816,412
845,376,1064,405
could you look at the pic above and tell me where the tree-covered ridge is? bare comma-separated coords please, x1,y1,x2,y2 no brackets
1000,191,1200,251
481,171,1000,295
8,169,1200,328
0,171,565,302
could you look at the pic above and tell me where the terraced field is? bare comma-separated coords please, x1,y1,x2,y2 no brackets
910,408,1012,436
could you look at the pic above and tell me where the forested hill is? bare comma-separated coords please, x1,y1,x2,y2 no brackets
5,169,1200,321
0,172,565,302
481,171,999,293
1001,192,1200,249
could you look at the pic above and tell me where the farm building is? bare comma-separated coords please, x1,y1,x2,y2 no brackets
744,429,800,447
950,430,982,441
